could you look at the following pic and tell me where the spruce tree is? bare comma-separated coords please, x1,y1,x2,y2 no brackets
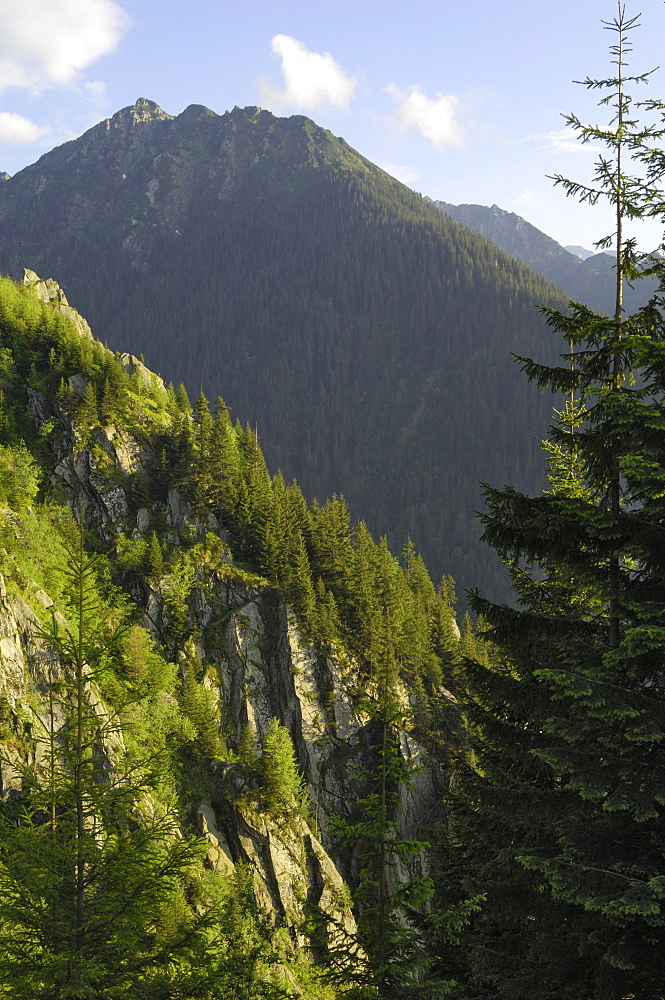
235,425,274,567
145,528,164,579
447,7,665,997
77,378,99,430
0,522,225,998
208,397,242,527
179,652,225,759
259,718,305,816
192,390,215,513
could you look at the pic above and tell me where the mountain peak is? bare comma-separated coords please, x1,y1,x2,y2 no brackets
110,98,173,127
437,200,654,313
565,244,599,261
230,105,264,116
176,103,218,121
0,101,569,606
227,105,278,126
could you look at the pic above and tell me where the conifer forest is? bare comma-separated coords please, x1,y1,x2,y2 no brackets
3,4,665,998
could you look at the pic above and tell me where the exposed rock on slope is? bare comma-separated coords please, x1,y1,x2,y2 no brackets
0,274,453,972
23,266,94,340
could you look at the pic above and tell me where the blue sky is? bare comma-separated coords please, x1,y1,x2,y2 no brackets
2,0,665,250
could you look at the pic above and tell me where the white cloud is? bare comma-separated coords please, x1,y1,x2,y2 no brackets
377,161,422,187
0,110,48,143
385,84,463,149
258,34,356,111
84,79,107,100
534,128,601,154
0,0,130,95
82,78,109,113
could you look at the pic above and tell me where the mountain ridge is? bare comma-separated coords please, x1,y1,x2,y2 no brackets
434,199,656,313
0,100,570,604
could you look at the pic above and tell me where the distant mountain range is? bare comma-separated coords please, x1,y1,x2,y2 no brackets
434,201,656,314
0,100,573,605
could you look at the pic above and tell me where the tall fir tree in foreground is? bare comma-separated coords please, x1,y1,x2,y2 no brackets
445,6,665,998
0,523,227,999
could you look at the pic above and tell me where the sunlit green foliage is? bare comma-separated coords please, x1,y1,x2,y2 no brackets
0,264,469,998
260,718,307,817
0,443,40,513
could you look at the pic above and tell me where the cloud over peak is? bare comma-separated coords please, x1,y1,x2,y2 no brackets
0,0,130,95
386,84,463,150
258,35,356,112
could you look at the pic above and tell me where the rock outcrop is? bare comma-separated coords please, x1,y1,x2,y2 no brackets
23,267,94,340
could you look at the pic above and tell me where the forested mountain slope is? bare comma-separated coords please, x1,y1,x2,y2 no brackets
0,271,472,997
435,199,658,314
0,99,568,603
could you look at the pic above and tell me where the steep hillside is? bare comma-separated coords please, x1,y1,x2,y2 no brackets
0,99,568,604
0,272,469,996
435,200,657,314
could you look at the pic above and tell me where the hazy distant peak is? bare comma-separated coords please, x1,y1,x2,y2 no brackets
435,200,565,253
0,172,10,182
444,201,515,219
565,244,599,261
436,199,654,313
